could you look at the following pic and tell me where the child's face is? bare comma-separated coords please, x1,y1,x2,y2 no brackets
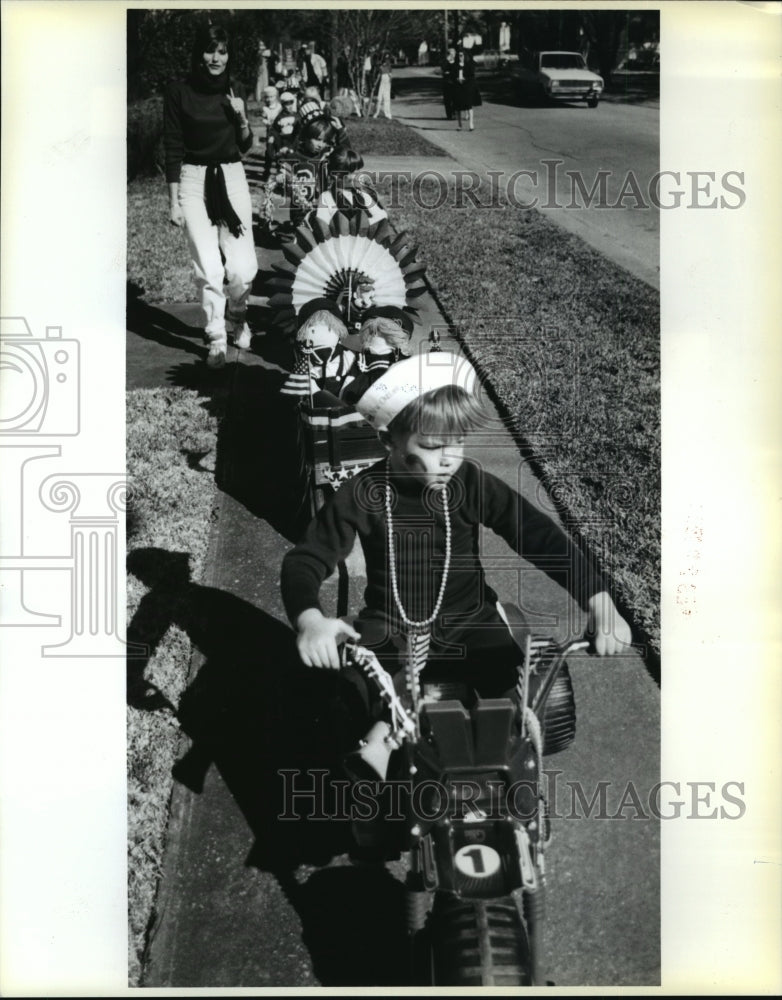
354,285,375,310
387,430,466,487
298,320,339,364
362,333,393,355
305,138,328,155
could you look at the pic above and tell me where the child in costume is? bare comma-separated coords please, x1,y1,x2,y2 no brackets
263,109,299,182
315,147,387,229
280,298,356,400
280,352,632,777
297,99,351,152
277,118,338,229
278,90,299,116
340,306,413,405
259,85,283,127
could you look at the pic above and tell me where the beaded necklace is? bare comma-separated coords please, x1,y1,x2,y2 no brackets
384,460,452,631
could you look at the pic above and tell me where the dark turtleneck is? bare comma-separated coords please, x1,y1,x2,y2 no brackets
280,457,607,629
163,68,253,183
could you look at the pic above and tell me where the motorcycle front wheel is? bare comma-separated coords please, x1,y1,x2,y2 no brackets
426,895,533,986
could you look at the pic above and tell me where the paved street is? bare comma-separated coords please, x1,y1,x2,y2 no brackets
391,66,660,288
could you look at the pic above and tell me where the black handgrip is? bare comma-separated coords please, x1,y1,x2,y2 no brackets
530,640,588,715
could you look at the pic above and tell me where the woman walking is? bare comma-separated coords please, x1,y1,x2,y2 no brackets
441,46,457,120
164,23,258,368
372,52,393,119
452,47,482,130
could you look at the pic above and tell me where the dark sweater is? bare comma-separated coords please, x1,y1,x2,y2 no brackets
281,458,606,631
164,77,253,183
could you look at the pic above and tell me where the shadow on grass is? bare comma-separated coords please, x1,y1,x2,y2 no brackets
127,546,409,986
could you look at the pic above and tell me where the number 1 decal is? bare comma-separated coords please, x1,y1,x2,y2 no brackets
454,843,501,878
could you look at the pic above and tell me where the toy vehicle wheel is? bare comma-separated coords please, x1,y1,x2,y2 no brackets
587,95,599,108
541,660,576,755
428,895,533,986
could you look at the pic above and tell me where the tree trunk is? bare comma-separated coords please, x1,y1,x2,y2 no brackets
330,9,339,99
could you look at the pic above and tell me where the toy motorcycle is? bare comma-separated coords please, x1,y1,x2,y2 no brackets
341,616,588,987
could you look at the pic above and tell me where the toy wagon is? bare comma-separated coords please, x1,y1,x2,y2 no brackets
297,397,385,517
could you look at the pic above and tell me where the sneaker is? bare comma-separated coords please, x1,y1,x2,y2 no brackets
206,345,226,369
232,323,253,350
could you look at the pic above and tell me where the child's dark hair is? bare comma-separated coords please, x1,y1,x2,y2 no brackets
299,117,336,146
328,147,364,177
387,385,485,439
190,23,231,77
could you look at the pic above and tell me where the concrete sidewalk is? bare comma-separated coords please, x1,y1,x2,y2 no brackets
131,126,659,988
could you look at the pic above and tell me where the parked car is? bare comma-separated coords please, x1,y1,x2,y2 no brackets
519,50,604,107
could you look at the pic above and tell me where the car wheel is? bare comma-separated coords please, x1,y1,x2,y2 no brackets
587,96,599,108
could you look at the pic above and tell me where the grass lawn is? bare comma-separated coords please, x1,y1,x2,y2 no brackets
126,387,222,985
331,114,453,157
128,179,196,304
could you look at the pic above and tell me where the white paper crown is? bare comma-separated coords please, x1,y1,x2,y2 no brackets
355,351,478,431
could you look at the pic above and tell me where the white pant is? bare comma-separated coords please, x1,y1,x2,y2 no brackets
178,162,258,345
374,75,392,118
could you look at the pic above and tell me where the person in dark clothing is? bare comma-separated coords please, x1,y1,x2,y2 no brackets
164,22,257,367
276,118,338,228
452,47,482,130
336,45,363,116
336,46,354,91
441,46,457,120
280,354,632,776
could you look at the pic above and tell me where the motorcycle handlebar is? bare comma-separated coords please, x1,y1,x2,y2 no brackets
342,637,590,711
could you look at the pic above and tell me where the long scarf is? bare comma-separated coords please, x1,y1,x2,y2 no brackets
204,164,245,238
